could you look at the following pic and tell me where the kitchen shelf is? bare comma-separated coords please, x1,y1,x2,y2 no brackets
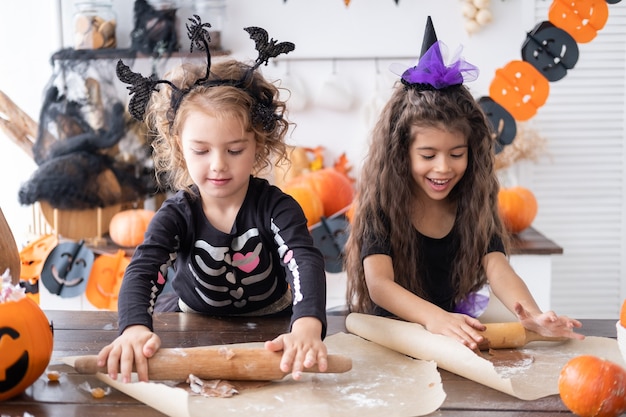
50,47,230,62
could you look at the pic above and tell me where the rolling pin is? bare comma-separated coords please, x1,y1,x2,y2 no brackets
70,346,353,381
478,322,568,350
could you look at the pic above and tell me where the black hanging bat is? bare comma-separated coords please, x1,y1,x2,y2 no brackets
116,60,176,121
244,26,295,67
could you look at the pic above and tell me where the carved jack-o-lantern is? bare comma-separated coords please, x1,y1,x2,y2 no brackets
0,296,54,401
489,60,550,121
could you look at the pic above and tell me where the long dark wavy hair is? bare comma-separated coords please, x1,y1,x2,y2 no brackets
345,83,510,314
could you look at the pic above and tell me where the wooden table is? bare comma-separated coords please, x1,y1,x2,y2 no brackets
2,310,621,416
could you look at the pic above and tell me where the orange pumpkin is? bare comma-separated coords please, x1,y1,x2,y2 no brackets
108,208,156,247
282,183,324,227
0,296,54,401
620,299,626,328
290,168,355,218
497,186,538,234
558,355,626,417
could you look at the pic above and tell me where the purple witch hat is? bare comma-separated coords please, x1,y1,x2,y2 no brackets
392,16,479,90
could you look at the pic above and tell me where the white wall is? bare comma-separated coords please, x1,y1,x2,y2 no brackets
1,0,528,246
3,1,625,318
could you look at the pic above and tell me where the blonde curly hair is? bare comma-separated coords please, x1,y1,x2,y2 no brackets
145,59,290,195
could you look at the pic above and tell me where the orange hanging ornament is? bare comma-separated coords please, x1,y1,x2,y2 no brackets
489,60,550,121
548,0,608,43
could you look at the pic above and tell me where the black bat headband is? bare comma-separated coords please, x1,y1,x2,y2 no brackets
116,15,295,131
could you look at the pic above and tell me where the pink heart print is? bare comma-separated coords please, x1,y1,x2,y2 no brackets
232,252,260,273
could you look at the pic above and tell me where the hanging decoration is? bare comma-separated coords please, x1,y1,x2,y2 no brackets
460,0,493,35
282,0,401,5
479,0,618,154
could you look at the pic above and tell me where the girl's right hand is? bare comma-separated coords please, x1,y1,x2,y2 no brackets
424,311,487,350
96,324,162,383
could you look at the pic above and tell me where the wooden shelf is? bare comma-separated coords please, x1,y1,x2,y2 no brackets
510,227,563,255
50,47,230,62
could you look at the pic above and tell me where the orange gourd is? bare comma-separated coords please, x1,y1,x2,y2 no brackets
558,355,626,417
497,186,538,234
620,299,626,328
108,208,155,247
0,296,54,401
282,183,324,227
291,168,355,218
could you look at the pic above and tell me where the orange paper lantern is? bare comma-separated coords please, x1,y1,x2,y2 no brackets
489,60,550,121
548,0,609,44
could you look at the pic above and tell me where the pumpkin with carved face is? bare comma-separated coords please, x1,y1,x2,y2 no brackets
0,296,54,401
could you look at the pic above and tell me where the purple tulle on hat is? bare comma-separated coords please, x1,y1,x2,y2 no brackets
400,41,479,90
454,289,490,318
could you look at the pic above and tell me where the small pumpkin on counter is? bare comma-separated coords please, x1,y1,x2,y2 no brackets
108,208,155,247
558,355,626,417
0,296,54,401
497,186,538,234
286,168,354,218
282,183,324,227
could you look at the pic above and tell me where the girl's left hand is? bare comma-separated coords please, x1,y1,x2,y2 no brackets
514,302,585,340
264,316,328,380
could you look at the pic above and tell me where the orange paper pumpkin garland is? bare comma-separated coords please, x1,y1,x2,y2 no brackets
481,0,614,152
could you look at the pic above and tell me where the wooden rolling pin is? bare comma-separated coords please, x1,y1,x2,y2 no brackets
478,322,568,350
70,347,352,381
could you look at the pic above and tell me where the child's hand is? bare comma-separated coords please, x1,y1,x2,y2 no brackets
424,310,487,350
264,316,327,380
514,302,585,340
96,324,162,383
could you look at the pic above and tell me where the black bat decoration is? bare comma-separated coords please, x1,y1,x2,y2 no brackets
244,26,295,68
116,60,175,121
186,14,212,53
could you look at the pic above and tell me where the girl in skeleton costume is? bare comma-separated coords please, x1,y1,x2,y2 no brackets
97,17,328,383
344,17,584,351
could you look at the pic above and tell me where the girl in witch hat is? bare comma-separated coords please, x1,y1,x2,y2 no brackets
344,17,584,350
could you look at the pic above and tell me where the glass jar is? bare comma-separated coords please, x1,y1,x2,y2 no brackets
130,0,179,55
73,0,117,50
192,0,226,50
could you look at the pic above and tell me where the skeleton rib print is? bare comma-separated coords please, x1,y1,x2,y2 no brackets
189,228,277,309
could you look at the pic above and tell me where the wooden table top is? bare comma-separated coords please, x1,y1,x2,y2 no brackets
2,310,620,416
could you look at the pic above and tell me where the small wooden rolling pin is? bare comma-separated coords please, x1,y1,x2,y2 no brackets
477,322,568,350
70,347,353,381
